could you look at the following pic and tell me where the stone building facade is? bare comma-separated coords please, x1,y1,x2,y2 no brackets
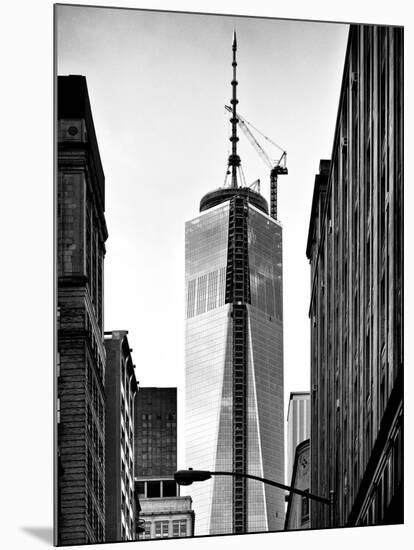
137,496,195,540
286,392,310,485
104,330,138,542
306,25,403,528
57,75,108,545
284,439,310,531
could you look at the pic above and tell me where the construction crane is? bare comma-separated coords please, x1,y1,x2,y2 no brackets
224,105,288,220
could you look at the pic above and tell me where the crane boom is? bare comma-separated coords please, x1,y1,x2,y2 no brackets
238,113,286,158
224,105,288,220
225,105,273,170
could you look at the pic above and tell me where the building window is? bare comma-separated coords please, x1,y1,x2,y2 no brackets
98,479,104,511
93,465,98,500
144,521,151,539
86,208,91,283
163,480,177,497
121,360,125,387
301,490,310,524
172,519,187,537
384,460,390,510
98,440,103,467
172,521,179,538
147,481,161,498
87,449,92,483
121,460,126,483
162,521,169,537
87,362,92,396
187,278,196,318
91,230,96,303
375,481,384,523
97,254,102,329
154,521,169,538
98,398,103,425
196,274,207,315
154,522,161,538
393,429,402,489
87,493,93,525
136,481,145,498
125,378,130,403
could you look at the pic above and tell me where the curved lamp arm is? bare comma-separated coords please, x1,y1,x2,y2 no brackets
174,469,330,505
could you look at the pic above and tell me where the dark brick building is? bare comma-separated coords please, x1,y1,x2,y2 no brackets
104,330,139,542
306,25,403,528
134,388,195,539
57,75,108,545
134,387,177,478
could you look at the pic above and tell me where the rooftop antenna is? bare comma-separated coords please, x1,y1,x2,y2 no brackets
227,30,240,189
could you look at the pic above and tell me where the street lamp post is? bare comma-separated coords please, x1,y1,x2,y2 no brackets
175,469,335,529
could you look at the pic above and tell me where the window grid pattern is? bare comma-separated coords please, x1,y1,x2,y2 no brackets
172,519,187,537
185,203,231,535
248,209,283,321
247,208,285,532
307,26,403,528
185,201,285,534
186,204,229,319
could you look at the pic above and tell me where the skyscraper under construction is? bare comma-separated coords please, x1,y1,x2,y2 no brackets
184,33,285,535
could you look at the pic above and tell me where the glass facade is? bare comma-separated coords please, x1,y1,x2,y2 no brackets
185,200,284,535
247,208,284,531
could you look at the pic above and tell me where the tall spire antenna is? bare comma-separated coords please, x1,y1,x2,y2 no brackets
228,30,240,188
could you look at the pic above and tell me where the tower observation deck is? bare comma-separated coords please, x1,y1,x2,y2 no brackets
200,187,268,215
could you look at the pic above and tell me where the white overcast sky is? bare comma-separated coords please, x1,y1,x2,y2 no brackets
56,5,349,467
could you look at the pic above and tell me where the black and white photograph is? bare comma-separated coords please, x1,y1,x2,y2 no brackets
2,2,409,550
53,2,404,546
